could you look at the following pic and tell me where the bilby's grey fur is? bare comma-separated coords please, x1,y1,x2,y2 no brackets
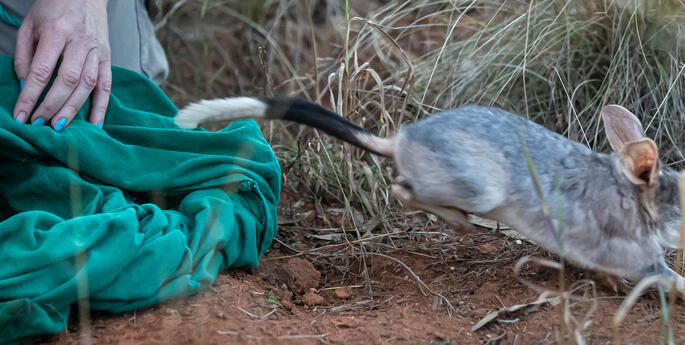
174,97,683,293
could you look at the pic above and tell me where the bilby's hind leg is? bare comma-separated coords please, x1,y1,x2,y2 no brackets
391,184,474,231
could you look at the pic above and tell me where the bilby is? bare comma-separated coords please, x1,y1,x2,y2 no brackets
174,97,683,292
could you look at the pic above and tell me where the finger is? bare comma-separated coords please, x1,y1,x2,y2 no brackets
31,42,91,126
13,22,35,81
88,56,111,128
14,34,66,125
51,49,99,132
13,23,35,123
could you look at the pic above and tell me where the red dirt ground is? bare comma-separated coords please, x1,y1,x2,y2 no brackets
28,206,685,345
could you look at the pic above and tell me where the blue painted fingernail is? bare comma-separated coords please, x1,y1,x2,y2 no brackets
19,80,24,90
15,111,27,124
54,118,67,132
97,122,103,129
32,118,45,126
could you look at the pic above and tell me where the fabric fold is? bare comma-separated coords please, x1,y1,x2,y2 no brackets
0,55,281,343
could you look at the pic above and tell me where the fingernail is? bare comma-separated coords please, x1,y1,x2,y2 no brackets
19,80,24,90
15,111,27,124
97,122,103,129
32,118,45,126
54,118,67,132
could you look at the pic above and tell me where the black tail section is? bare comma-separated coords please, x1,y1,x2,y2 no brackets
261,98,390,157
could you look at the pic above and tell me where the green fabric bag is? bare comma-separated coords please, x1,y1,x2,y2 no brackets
0,54,281,343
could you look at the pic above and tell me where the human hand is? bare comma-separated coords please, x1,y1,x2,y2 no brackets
13,0,111,131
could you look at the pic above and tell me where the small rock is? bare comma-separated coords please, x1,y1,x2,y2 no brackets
301,292,325,306
258,257,321,295
334,287,353,300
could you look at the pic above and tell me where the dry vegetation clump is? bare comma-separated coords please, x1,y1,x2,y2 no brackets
154,0,684,218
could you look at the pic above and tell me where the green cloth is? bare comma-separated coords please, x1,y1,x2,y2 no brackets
0,55,281,343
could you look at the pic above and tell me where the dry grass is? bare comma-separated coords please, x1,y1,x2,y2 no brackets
155,0,684,216
150,1,685,344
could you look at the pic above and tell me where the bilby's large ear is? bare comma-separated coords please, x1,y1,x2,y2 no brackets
602,105,645,152
602,105,659,186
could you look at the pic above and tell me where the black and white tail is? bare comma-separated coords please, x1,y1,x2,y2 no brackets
174,97,394,157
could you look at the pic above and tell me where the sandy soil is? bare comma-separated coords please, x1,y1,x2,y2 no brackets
28,204,685,345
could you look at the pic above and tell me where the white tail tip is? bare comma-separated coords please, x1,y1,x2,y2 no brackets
174,97,268,129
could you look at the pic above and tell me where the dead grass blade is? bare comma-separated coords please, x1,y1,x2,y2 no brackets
674,171,685,275
472,292,561,332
